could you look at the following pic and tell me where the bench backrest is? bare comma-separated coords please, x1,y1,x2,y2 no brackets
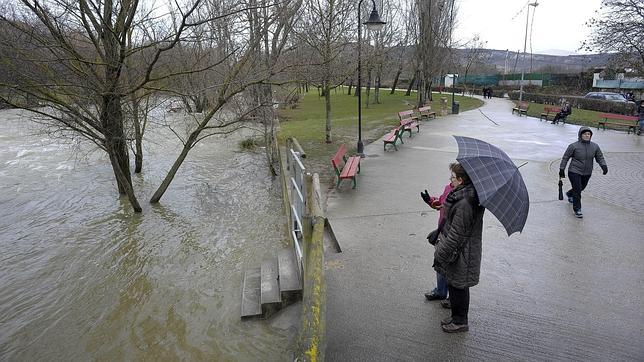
598,113,638,122
418,106,432,113
544,107,561,114
398,110,414,120
331,144,347,170
519,101,529,109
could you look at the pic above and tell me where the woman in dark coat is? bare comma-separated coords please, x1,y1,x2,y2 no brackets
433,162,485,333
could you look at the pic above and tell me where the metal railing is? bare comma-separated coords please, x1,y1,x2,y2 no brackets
285,138,307,275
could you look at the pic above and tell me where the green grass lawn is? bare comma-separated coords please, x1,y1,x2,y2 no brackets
277,88,483,188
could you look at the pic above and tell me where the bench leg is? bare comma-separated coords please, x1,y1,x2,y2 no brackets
352,176,357,189
336,177,342,188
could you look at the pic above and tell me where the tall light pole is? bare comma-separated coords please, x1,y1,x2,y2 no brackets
519,2,538,103
357,0,385,156
449,0,457,113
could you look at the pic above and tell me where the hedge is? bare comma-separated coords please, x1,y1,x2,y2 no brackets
508,92,637,115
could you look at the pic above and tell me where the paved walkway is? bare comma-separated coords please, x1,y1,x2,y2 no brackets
324,97,644,361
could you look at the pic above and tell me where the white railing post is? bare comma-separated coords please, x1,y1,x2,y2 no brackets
286,141,307,276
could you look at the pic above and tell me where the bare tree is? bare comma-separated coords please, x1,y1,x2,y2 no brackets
295,0,354,143
415,0,454,106
150,0,302,202
581,0,644,73
458,36,489,94
0,0,301,211
365,0,403,105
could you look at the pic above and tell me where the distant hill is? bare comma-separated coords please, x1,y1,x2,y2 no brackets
462,48,612,73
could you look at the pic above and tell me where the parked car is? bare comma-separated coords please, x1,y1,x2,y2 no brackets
584,92,634,103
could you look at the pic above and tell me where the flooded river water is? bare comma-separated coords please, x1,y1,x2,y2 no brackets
0,109,296,360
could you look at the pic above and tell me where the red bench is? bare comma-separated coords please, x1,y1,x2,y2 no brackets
597,113,639,134
398,109,418,122
383,127,405,151
331,144,361,189
512,101,529,116
397,110,420,137
540,106,561,122
418,106,437,120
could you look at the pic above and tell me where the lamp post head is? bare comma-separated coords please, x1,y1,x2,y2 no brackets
529,2,538,7
364,3,386,31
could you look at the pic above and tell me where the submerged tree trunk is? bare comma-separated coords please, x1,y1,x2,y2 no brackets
132,99,143,173
101,93,142,212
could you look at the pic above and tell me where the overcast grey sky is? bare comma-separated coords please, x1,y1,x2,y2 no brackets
454,0,604,55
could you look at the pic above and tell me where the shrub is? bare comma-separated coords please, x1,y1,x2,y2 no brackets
239,137,260,150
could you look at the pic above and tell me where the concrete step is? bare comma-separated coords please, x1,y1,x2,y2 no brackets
240,268,261,318
261,258,281,316
278,248,302,302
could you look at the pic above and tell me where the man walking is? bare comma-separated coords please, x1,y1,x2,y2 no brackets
559,126,608,218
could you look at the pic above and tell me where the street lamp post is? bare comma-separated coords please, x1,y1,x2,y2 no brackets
449,0,457,113
519,2,538,103
357,0,385,156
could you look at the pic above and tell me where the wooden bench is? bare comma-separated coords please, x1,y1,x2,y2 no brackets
540,106,561,122
418,106,437,120
383,127,405,151
398,109,419,122
597,113,639,134
399,118,419,137
331,144,361,189
397,110,420,137
512,101,529,116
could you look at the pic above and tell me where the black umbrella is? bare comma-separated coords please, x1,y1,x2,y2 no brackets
454,136,529,236
558,178,564,200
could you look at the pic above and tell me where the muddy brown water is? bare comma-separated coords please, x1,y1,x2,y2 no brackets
0,108,297,360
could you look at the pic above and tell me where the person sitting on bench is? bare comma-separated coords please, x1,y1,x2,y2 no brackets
552,102,572,124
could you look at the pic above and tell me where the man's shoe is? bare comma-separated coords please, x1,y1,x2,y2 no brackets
441,322,469,333
567,196,573,204
440,299,451,309
424,293,446,301
574,210,583,218
440,317,452,326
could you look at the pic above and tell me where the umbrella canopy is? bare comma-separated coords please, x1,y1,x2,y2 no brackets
453,136,529,236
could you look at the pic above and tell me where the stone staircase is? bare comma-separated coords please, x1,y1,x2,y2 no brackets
241,247,302,318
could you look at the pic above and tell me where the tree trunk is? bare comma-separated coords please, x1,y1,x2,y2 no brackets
150,135,196,204
374,75,381,104
347,78,353,95
406,75,416,96
261,83,278,176
417,69,425,106
133,100,143,173
365,67,372,108
390,69,401,94
324,81,332,143
101,93,142,212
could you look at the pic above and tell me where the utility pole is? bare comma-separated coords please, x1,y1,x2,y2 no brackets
519,2,538,103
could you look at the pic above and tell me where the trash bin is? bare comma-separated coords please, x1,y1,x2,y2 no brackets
452,101,460,114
